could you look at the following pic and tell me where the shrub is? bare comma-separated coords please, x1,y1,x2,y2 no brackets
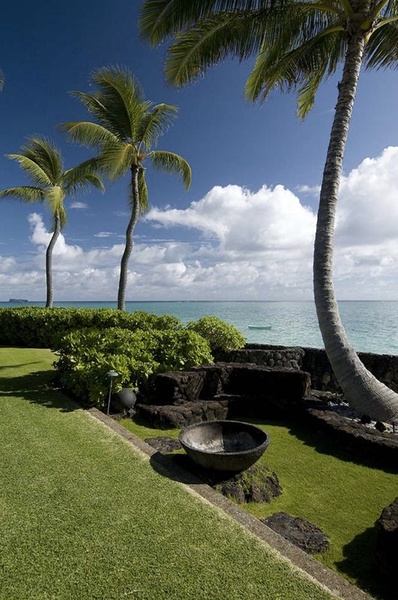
0,307,240,408
53,326,212,407
0,307,183,348
187,316,246,352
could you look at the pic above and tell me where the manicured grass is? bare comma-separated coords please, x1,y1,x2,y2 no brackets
122,414,398,599
0,348,337,600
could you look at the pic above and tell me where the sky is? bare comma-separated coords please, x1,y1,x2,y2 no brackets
1,1,398,302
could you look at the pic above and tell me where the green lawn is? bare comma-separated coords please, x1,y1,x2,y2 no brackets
123,408,397,599
0,348,338,600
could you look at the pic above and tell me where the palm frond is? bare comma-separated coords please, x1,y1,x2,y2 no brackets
95,141,136,181
0,186,45,203
296,63,329,119
63,165,105,196
246,20,345,109
60,121,118,148
150,150,192,189
140,0,277,44
89,66,149,141
68,91,123,136
164,11,267,86
4,153,53,187
365,21,398,69
45,186,67,230
138,103,179,150
21,137,63,183
0,69,4,90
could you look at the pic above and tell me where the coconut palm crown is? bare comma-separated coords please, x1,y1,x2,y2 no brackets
61,65,192,311
0,137,104,307
140,0,398,422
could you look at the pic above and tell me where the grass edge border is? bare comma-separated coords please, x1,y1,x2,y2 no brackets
87,408,374,600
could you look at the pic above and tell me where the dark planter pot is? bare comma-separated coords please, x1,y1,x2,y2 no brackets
112,387,137,411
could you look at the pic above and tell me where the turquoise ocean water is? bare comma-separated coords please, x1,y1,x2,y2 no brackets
1,300,397,356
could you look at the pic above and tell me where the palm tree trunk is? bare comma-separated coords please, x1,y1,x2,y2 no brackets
314,31,398,423
117,166,141,311
45,212,61,308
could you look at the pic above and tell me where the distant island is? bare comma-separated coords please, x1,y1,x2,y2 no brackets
9,299,28,303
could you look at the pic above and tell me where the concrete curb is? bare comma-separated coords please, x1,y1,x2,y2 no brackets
88,408,374,600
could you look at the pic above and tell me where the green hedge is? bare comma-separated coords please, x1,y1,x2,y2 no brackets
0,307,182,348
0,307,246,407
53,326,213,407
187,316,246,352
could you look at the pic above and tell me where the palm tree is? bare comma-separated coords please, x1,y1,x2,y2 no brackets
0,137,104,307
60,65,192,311
140,0,398,423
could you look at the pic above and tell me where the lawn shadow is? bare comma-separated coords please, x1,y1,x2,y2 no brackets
149,450,245,490
336,526,395,600
0,362,44,371
246,413,398,475
0,370,80,412
149,451,213,486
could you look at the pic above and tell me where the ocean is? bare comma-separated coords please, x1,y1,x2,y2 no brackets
1,300,397,356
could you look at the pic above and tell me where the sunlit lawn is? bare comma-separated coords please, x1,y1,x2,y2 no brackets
122,409,398,600
0,347,338,600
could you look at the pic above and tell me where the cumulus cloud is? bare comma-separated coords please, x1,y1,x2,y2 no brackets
3,147,398,301
0,255,16,273
147,184,316,254
295,184,321,195
337,146,398,245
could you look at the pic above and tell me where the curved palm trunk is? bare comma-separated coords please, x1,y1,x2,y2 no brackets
117,166,140,311
45,212,61,308
314,32,398,423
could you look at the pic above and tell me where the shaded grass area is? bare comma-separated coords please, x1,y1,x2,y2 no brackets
122,414,398,600
0,348,336,600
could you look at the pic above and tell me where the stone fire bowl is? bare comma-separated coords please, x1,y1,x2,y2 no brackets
179,420,270,472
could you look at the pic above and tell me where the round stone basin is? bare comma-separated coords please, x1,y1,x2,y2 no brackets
179,420,270,472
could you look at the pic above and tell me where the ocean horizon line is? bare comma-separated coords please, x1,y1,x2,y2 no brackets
2,299,398,304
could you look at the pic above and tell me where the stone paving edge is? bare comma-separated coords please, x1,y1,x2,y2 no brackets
88,408,374,600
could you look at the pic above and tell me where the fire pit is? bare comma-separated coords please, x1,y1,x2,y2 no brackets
179,420,270,472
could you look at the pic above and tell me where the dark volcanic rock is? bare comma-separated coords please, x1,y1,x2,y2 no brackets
144,436,182,454
148,363,311,405
147,370,208,405
210,464,282,504
144,362,312,426
376,497,398,577
136,400,232,429
304,401,398,465
263,513,330,554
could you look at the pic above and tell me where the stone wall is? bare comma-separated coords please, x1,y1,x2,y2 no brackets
139,362,312,429
216,344,398,394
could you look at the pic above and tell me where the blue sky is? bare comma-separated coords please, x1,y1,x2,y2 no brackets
1,0,398,301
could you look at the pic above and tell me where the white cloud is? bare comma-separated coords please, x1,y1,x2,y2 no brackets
70,201,88,209
3,147,398,301
0,256,16,273
296,184,321,195
337,146,398,245
147,184,316,254
94,231,115,238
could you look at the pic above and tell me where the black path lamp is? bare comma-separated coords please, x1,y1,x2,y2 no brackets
105,370,119,415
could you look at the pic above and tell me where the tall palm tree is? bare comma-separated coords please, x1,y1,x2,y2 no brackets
0,137,104,307
60,65,192,311
140,0,398,422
